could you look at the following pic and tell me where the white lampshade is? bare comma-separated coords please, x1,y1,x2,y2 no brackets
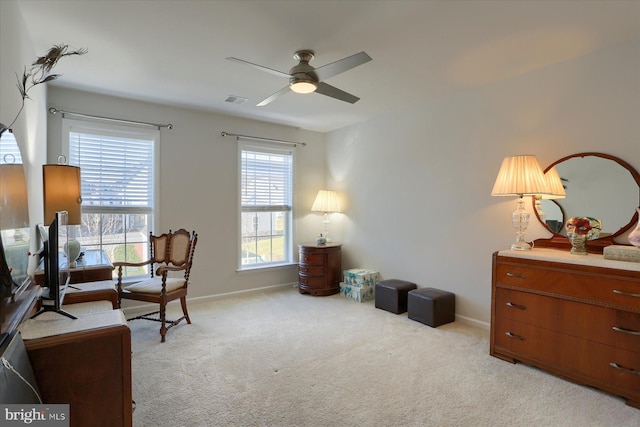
491,155,550,197
43,164,82,225
311,190,341,213
540,166,566,200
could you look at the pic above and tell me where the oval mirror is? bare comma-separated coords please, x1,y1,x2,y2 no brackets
534,152,640,252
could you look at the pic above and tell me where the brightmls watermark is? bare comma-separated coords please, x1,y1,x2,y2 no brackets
1,405,69,426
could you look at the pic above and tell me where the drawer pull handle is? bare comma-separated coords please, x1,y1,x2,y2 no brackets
612,326,640,336
610,362,640,376
506,272,526,279
506,302,527,310
613,289,640,298
505,332,525,341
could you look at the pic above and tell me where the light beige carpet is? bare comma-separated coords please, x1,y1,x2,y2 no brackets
128,286,640,427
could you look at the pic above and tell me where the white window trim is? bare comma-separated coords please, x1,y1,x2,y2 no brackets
237,140,295,271
61,118,161,231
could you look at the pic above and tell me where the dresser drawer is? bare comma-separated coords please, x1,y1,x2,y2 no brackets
495,261,640,312
299,252,325,266
298,265,326,276
612,311,640,353
495,317,640,402
299,275,327,287
493,317,579,367
495,288,640,352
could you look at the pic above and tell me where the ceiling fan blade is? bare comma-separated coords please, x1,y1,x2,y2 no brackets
226,57,290,78
313,51,372,81
315,82,360,104
257,86,291,107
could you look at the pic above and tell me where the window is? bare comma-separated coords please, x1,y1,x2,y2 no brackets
0,130,22,163
239,142,293,269
63,119,158,278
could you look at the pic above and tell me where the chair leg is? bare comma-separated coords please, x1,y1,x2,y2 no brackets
160,302,167,343
181,296,191,324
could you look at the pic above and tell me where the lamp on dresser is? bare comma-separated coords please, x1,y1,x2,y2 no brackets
311,189,341,242
491,155,551,250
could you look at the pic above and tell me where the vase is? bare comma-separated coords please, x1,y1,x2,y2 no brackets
565,216,602,255
629,208,640,248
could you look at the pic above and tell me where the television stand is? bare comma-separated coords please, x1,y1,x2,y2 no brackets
30,289,77,320
30,305,77,320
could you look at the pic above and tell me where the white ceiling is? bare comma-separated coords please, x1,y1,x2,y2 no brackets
16,0,640,133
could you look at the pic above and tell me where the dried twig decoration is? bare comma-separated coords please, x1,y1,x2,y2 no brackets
6,44,87,129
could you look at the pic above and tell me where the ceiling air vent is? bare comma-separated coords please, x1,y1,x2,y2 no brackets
225,96,248,104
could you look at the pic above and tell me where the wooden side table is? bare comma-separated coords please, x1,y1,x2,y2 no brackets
298,243,342,296
35,249,114,285
34,249,117,308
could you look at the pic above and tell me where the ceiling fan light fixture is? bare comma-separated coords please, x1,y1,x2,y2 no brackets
290,80,317,94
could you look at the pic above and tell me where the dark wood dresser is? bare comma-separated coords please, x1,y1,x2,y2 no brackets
298,243,342,296
491,248,640,408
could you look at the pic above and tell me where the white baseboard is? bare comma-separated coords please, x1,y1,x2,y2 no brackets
455,314,489,331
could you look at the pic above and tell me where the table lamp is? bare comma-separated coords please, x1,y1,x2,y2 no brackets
311,190,341,242
491,155,550,250
43,161,82,266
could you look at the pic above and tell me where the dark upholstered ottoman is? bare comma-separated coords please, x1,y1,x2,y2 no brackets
375,280,417,314
408,287,455,327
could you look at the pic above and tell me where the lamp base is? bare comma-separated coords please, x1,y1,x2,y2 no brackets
64,239,81,268
511,241,532,251
510,196,532,251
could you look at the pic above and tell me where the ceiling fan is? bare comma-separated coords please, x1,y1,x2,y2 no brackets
226,50,372,107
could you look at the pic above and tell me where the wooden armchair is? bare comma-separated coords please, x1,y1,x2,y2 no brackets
114,229,197,342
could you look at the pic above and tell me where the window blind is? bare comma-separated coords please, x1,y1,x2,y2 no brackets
241,149,292,213
0,131,22,164
68,130,154,214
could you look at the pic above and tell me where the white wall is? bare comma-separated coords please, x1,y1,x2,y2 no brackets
326,38,640,326
0,0,48,231
46,87,327,300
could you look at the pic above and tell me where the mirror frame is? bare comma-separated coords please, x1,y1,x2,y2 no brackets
533,152,640,253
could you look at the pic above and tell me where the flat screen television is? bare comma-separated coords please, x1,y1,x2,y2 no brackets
31,211,76,319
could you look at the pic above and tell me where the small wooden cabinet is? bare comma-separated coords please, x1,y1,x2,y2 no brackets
491,248,640,409
298,243,342,296
35,249,114,285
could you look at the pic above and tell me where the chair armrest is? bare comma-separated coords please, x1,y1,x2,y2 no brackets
113,260,153,268
155,265,187,275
